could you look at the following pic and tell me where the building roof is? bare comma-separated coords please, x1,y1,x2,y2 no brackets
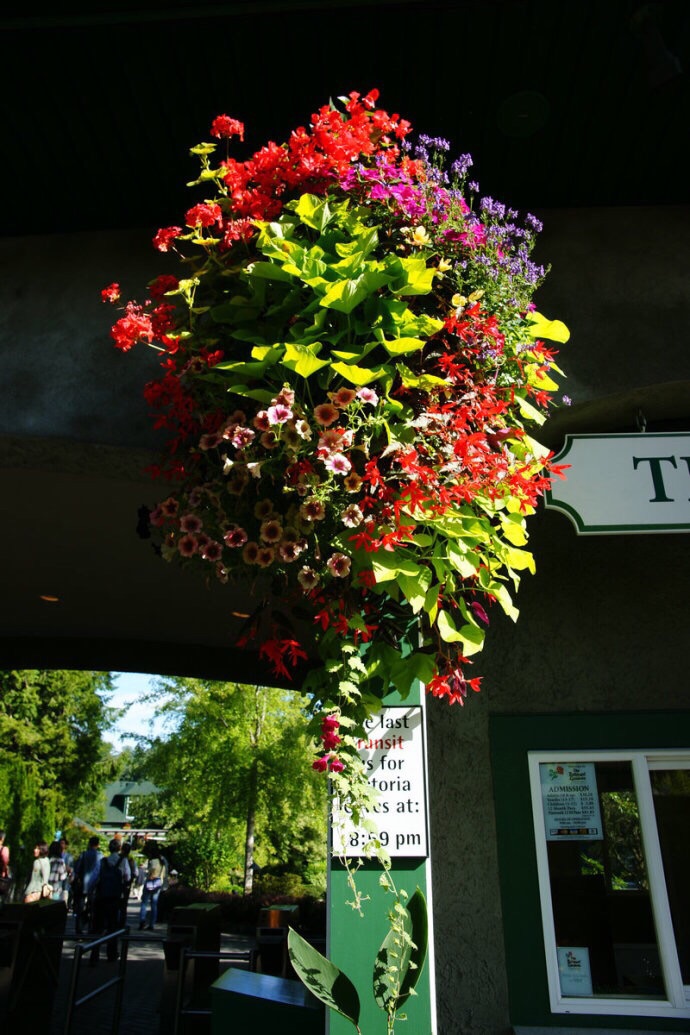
104,780,161,825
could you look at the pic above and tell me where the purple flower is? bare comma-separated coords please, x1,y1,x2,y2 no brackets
451,153,474,177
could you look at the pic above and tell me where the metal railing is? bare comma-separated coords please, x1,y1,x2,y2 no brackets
173,946,257,1035
62,927,129,1035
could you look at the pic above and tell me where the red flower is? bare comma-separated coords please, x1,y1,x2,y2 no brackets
110,302,154,352
259,637,308,680
152,226,182,252
185,203,222,229
101,282,120,304
210,114,245,141
148,274,179,300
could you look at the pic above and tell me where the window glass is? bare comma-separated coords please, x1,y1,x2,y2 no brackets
540,760,665,1000
650,767,690,985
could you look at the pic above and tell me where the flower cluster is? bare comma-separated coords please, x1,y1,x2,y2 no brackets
103,90,568,781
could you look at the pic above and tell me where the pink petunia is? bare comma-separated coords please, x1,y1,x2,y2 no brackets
267,403,293,425
324,453,352,475
357,387,379,406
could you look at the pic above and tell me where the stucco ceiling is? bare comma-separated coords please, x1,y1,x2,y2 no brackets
1,0,689,678
2,0,689,240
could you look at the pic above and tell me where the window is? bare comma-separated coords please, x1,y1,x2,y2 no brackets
529,750,690,1018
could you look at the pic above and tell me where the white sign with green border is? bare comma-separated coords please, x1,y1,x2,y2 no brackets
545,432,690,533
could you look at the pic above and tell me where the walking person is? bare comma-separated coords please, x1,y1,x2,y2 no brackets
90,839,127,964
60,836,75,907
72,835,102,934
23,842,50,903
48,840,69,902
138,844,167,931
118,842,136,925
0,829,12,900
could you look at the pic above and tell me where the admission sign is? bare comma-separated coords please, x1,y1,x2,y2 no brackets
545,433,690,533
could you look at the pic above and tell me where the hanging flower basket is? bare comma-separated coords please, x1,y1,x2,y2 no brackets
103,89,568,796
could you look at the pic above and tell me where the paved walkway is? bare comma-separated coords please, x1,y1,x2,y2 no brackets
48,897,256,1035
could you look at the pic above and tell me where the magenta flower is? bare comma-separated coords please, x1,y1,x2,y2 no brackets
267,403,293,425
357,387,379,406
470,601,490,626
324,453,352,475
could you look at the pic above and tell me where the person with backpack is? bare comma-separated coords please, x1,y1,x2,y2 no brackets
90,839,127,963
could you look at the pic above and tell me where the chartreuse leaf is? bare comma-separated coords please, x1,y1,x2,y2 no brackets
392,256,436,296
225,385,273,403
320,270,390,314
446,540,479,579
371,550,421,583
214,357,279,378
293,193,333,231
526,310,570,343
382,336,426,356
281,341,330,378
398,566,431,613
287,928,359,1028
424,583,440,624
436,610,485,655
247,261,295,283
526,364,559,392
399,311,444,337
331,361,389,386
514,391,547,426
499,513,528,546
500,543,536,573
478,573,519,621
398,365,447,390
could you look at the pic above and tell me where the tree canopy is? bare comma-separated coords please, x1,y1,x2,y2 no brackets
0,669,116,881
122,677,328,892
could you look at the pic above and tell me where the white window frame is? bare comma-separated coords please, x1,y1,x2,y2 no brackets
528,749,690,1019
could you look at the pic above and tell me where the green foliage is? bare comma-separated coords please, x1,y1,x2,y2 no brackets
132,677,328,891
288,926,361,1029
0,669,117,885
288,880,428,1035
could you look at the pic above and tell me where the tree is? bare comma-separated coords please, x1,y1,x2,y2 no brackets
129,677,328,893
0,669,116,884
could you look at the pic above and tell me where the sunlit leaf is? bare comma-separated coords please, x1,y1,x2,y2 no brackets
288,928,359,1027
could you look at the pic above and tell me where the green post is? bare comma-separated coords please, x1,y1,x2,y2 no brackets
327,682,435,1034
